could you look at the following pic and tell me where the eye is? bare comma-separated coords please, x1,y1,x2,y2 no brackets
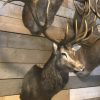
61,53,67,58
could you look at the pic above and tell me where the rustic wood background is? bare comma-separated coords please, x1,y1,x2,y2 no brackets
0,0,100,100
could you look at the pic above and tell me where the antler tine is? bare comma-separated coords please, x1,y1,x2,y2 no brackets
44,0,50,27
75,19,88,43
42,0,69,46
95,0,100,18
71,18,89,44
59,22,68,46
41,0,60,44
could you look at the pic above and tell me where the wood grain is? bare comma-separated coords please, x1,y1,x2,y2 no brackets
0,47,51,63
0,31,52,50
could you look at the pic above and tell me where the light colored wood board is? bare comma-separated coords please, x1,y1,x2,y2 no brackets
0,31,52,50
62,0,68,7
0,14,68,29
52,16,67,28
70,86,100,100
2,0,24,6
0,1,74,19
52,90,69,100
57,6,75,18
3,95,20,100
0,79,22,96
0,1,23,19
0,16,67,38
0,97,4,100
0,16,31,35
0,47,51,63
0,63,34,79
67,0,75,10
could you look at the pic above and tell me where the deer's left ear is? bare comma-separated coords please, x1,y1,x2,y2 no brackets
53,43,58,52
72,44,81,51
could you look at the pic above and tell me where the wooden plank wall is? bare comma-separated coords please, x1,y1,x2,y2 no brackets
0,0,100,100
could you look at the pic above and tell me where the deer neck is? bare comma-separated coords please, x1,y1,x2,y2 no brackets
80,41,100,72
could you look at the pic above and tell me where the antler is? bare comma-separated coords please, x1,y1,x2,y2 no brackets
70,0,98,45
74,0,100,18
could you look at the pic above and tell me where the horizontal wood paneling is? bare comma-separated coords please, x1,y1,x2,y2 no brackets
0,1,23,19
0,47,51,63
0,16,67,38
0,79,22,96
0,31,52,50
0,63,33,79
0,75,100,96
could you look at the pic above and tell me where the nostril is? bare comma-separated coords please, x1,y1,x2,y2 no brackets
80,66,85,71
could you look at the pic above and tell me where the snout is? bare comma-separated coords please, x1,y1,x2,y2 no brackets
74,66,85,72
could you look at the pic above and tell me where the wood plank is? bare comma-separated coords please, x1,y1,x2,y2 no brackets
0,16,66,38
70,86,100,100
52,90,70,100
0,63,33,79
67,0,74,10
0,97,4,100
0,1,23,19
0,31,52,50
0,76,100,96
0,79,22,96
1,14,66,29
0,47,51,63
2,0,24,6
4,95,20,100
0,16,30,34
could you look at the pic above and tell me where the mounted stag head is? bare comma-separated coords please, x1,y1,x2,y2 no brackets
62,1,100,79
41,1,100,79
4,0,63,35
41,18,85,72
20,43,69,100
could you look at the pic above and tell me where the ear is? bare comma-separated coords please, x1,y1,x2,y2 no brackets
53,43,58,52
72,44,81,51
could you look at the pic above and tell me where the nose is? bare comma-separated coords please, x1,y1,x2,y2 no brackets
79,66,85,71
74,66,85,72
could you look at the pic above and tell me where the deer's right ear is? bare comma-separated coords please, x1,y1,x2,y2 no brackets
53,43,58,52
